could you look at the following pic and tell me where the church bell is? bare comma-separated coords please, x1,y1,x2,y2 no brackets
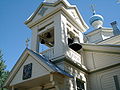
69,37,82,51
41,39,45,44
46,32,51,38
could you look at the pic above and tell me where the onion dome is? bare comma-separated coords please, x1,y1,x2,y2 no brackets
89,14,104,29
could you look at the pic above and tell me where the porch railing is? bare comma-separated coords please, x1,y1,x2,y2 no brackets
40,47,54,60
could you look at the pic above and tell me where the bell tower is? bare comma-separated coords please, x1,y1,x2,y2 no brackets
4,1,120,90
25,0,89,89
25,0,88,60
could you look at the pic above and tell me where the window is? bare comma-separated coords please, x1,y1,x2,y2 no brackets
23,63,32,80
76,78,85,90
113,75,120,90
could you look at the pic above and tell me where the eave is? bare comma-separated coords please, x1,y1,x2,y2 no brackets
25,6,87,32
85,27,113,37
24,0,89,32
3,48,73,88
82,43,120,54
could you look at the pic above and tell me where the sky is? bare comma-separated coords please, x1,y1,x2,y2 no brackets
0,0,120,71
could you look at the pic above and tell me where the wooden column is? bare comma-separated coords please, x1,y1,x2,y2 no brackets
31,27,39,53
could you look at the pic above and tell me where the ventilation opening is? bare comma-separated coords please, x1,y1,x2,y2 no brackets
39,27,54,52
76,78,85,90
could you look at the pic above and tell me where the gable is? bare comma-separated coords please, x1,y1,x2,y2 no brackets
25,1,89,31
27,2,65,24
10,55,51,86
32,5,55,22
4,49,72,87
66,8,86,30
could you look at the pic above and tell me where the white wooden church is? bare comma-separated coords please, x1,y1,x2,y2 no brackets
4,0,120,90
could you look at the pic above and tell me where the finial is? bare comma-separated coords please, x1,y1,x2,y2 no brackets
26,38,30,48
91,4,96,15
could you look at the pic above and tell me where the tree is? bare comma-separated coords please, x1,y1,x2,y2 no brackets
0,50,9,90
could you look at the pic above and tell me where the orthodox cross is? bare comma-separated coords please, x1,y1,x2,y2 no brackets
26,38,30,48
91,4,96,15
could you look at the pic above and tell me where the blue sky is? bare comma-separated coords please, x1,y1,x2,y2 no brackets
0,0,120,71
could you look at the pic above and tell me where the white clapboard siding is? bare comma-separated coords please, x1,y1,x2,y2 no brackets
93,52,120,69
89,66,120,90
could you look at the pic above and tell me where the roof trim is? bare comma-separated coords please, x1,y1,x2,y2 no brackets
3,48,29,87
85,27,113,36
97,34,120,44
24,0,89,31
24,0,73,24
82,43,120,54
4,48,73,87
28,49,73,78
25,6,87,32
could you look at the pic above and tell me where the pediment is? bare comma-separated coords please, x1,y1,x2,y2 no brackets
4,49,54,87
25,2,61,25
10,55,51,86
31,5,55,23
4,48,73,87
25,1,89,31
66,7,87,29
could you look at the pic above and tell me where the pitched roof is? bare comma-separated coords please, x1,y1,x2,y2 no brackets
28,49,73,78
24,0,89,30
24,0,72,24
4,48,73,87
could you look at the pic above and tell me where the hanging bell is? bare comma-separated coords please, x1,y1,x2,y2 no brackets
46,32,51,38
41,39,45,44
69,38,82,51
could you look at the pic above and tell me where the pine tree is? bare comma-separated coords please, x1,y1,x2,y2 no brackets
0,50,9,90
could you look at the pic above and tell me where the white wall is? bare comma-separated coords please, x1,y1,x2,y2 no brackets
10,55,50,86
87,33,102,43
84,51,120,71
84,50,120,90
89,66,120,90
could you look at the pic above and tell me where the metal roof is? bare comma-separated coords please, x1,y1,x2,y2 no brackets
28,49,73,78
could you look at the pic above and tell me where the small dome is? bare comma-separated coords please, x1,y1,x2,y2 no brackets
89,14,104,29
89,14,104,25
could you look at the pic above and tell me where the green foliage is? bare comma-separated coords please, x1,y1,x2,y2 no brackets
0,50,9,90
